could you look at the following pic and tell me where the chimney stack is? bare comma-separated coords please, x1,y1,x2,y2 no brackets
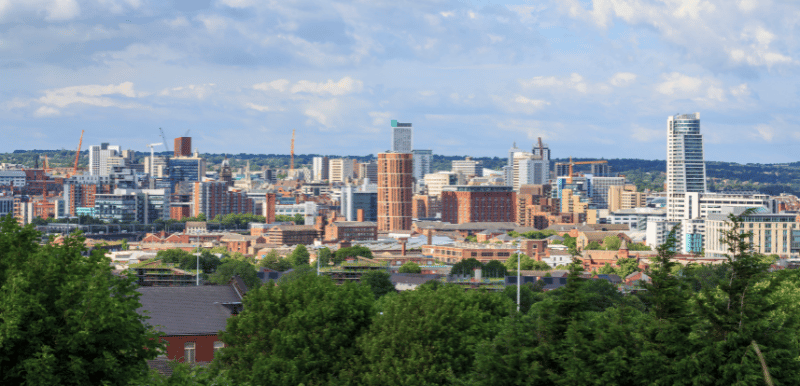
400,238,407,256
357,208,364,222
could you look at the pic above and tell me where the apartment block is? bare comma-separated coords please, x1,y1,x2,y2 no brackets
192,182,255,219
705,210,800,258
441,185,516,224
377,152,413,232
608,184,646,212
329,158,355,183
174,137,192,158
451,157,483,177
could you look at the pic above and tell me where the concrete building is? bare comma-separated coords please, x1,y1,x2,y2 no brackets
144,156,169,178
174,137,192,158
89,143,122,176
608,207,665,231
505,142,522,186
0,171,26,187
275,201,319,225
168,156,206,189
424,172,460,197
329,158,354,183
512,152,548,190
94,189,169,224
705,209,800,258
412,149,432,181
312,156,329,181
666,113,707,221
608,185,646,212
452,157,483,178
391,120,413,153
377,152,413,232
358,161,378,184
441,185,516,224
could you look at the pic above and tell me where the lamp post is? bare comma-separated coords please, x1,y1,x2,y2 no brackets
516,241,521,313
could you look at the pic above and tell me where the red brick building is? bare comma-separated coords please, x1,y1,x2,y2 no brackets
266,225,319,245
441,185,516,224
377,152,413,232
412,194,441,219
265,193,276,224
174,137,192,158
324,221,377,242
192,182,255,219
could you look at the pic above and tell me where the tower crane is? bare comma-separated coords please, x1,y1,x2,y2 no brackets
71,130,84,177
159,128,170,152
555,157,609,183
146,143,163,176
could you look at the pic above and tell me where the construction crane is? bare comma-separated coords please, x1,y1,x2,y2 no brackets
183,129,190,137
72,130,84,177
555,157,609,183
159,128,170,152
290,129,295,172
146,143,163,176
43,155,50,174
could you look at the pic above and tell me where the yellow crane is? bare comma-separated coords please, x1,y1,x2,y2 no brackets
555,157,608,183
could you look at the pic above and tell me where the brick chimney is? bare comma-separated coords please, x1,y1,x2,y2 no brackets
400,238,408,256
357,208,364,222
426,230,432,246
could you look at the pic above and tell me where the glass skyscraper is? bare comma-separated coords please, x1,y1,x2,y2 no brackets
666,112,707,220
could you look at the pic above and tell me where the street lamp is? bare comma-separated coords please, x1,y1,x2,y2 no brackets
516,242,521,313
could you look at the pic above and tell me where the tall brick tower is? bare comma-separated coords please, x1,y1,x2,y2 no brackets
377,152,413,231
174,137,192,158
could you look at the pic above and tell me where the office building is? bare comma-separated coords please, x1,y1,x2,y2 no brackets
168,156,206,189
341,184,378,222
144,156,169,178
329,158,354,183
94,189,169,224
452,157,483,178
377,152,413,231
312,156,329,181
391,120,413,153
174,137,192,158
89,143,122,176
588,176,626,210
358,161,378,183
424,172,460,197
531,138,551,161
608,185,646,212
706,209,800,258
506,142,522,185
412,149,432,181
0,171,26,187
441,185,516,224
666,113,707,221
512,152,548,190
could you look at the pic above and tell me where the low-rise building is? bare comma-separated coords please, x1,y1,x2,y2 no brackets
266,225,319,245
324,221,377,242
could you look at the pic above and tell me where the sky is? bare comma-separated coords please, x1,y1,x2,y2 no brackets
1,0,799,164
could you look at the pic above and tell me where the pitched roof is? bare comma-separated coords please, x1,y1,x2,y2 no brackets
136,285,242,336
579,231,625,243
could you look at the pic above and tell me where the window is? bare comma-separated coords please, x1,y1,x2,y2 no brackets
213,341,224,358
184,342,196,363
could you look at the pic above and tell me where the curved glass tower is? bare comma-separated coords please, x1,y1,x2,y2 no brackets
666,112,707,220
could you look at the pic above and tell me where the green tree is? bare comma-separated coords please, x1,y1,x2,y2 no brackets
398,261,421,274
333,245,373,264
585,240,603,250
0,216,164,385
360,271,395,299
208,259,260,289
450,258,484,277
120,238,129,251
259,249,292,272
483,260,508,278
615,257,640,279
289,244,310,267
317,247,332,267
215,273,374,386
358,285,512,385
602,235,621,250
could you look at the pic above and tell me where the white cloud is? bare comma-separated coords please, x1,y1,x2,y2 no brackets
291,77,363,96
196,14,228,33
253,79,290,93
304,99,341,128
514,95,549,109
245,102,283,112
730,83,750,97
609,72,637,87
655,73,704,95
631,125,661,142
158,84,215,99
34,106,60,117
754,124,774,142
38,82,141,109
217,0,256,8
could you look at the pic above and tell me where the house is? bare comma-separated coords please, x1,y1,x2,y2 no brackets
625,271,651,286
137,279,246,366
390,273,442,291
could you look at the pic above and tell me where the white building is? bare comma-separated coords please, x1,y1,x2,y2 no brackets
391,120,413,153
452,157,483,177
312,156,329,181
89,143,122,176
424,172,461,196
275,201,319,225
329,158,354,183
607,207,666,231
0,171,26,187
666,113,707,221
512,152,548,191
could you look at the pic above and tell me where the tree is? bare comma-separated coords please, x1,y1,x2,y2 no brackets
358,285,512,385
120,238,129,251
361,271,396,299
450,258,484,277
602,235,621,250
288,244,310,267
398,261,421,274
333,245,373,264
0,216,163,385
483,260,508,278
317,247,332,267
615,257,640,278
585,240,603,250
259,250,293,272
215,273,374,386
208,259,260,289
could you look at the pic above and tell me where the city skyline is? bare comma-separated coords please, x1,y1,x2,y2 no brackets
2,1,799,163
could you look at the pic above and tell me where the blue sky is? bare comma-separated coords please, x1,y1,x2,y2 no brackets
1,0,799,163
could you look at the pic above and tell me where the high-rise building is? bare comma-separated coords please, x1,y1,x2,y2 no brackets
391,120,413,153
377,152,413,231
174,137,192,158
412,149,432,181
424,172,460,197
666,112,707,221
608,185,646,212
341,184,378,222
357,161,378,184
192,181,255,219
329,158,354,183
512,152,548,190
441,185,516,224
312,156,329,181
505,142,522,185
88,143,122,176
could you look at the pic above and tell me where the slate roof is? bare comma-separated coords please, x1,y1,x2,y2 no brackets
136,285,242,336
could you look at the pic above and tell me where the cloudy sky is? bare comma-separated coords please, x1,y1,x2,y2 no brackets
1,0,799,163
